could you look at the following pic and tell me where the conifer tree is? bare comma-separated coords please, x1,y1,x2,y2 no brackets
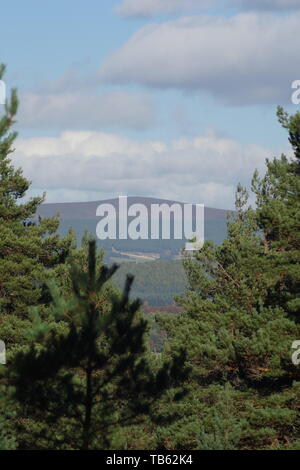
158,108,300,450
0,64,72,323
197,384,248,450
0,64,75,449
11,240,188,450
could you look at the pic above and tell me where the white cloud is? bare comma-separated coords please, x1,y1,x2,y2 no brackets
232,0,300,10
116,0,300,17
13,130,272,208
116,0,219,17
99,13,300,105
18,90,156,130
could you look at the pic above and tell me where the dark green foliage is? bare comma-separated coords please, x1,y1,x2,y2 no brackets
198,384,248,450
11,240,189,450
158,107,300,450
0,386,16,450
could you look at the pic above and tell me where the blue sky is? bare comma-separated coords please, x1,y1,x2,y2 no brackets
1,0,299,208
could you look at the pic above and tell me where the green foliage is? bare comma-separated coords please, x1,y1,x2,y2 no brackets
0,384,16,450
0,64,73,320
198,384,248,450
159,107,300,450
10,240,189,450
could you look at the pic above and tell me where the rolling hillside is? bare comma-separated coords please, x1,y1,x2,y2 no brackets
36,197,231,305
37,196,230,262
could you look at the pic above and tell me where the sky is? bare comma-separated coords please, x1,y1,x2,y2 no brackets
1,0,299,209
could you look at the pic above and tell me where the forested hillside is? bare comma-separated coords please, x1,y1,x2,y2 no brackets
113,260,187,306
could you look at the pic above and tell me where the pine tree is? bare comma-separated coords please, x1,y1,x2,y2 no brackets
0,64,76,450
0,64,72,322
158,108,300,450
10,240,188,450
198,384,248,450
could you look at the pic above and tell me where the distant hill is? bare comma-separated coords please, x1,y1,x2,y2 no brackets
37,197,231,262
37,196,231,221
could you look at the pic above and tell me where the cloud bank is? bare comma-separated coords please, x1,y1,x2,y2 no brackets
232,0,300,11
116,0,219,17
99,13,300,105
116,0,300,17
18,90,156,130
14,130,271,208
